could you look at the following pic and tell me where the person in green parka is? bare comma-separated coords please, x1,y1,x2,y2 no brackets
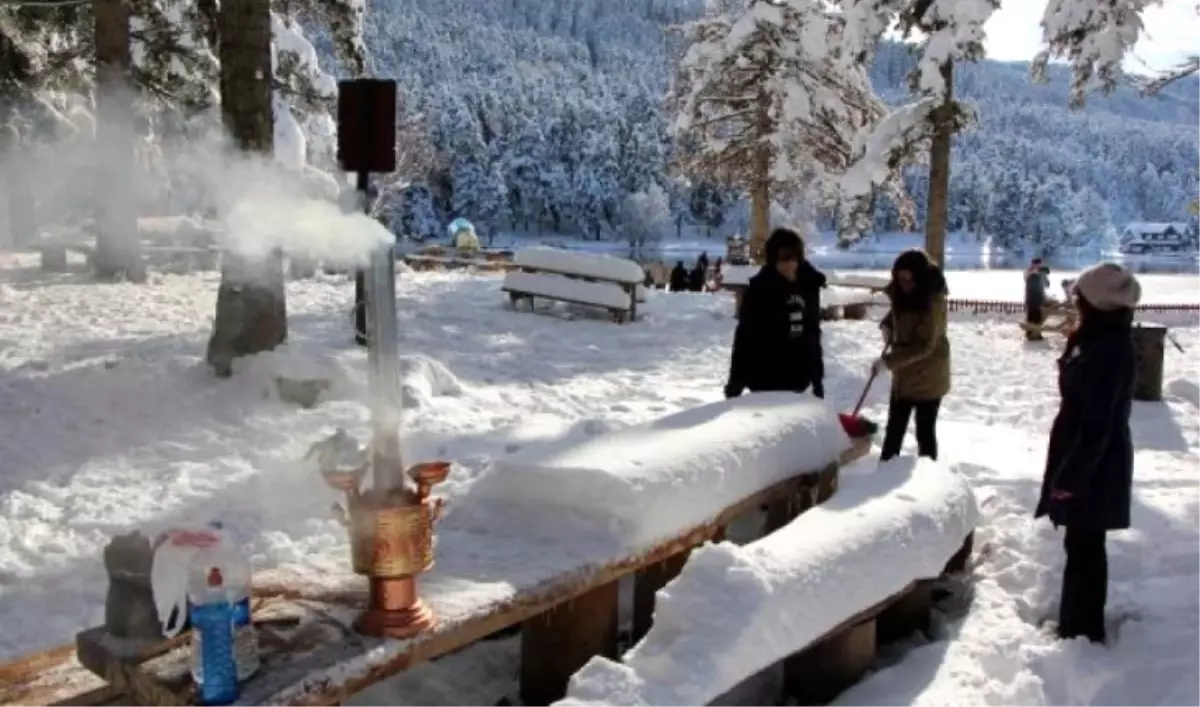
872,249,951,461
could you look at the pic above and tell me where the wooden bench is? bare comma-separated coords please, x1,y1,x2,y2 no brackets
502,249,643,324
46,437,868,707
37,239,93,273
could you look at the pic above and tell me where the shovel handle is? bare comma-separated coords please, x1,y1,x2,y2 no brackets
851,343,891,417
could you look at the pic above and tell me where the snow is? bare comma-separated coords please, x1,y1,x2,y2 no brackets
1122,222,1191,236
0,258,1196,706
558,455,978,707
502,271,633,311
512,247,644,285
458,394,851,549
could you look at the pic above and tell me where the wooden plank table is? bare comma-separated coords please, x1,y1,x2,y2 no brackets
73,439,869,706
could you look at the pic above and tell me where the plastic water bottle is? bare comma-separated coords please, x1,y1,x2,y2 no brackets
189,565,239,705
185,532,259,700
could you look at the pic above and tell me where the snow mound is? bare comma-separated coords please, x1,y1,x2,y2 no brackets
559,455,978,707
504,272,633,311
399,354,465,409
231,346,353,403
513,247,644,285
459,393,851,550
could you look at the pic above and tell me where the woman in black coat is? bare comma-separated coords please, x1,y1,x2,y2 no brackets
1035,262,1141,644
724,228,826,399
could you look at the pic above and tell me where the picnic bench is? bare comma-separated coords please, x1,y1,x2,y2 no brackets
2,432,869,707
502,248,644,323
720,266,881,321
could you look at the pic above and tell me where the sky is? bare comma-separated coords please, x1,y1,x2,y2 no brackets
984,0,1198,73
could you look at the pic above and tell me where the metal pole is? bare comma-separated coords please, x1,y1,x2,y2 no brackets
360,171,404,491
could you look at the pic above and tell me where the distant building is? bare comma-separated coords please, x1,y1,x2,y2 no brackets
1119,221,1197,254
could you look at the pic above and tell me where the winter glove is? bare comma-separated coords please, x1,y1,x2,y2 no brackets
812,381,824,399
870,358,887,376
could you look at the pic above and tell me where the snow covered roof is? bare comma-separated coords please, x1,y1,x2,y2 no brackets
1123,222,1190,235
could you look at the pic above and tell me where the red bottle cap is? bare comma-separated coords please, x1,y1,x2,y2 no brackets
207,567,224,587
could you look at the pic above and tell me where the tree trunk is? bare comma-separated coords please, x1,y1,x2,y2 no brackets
924,60,953,268
748,98,771,264
92,0,145,282
205,0,286,378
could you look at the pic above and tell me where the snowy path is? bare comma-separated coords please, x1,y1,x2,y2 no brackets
0,262,1196,706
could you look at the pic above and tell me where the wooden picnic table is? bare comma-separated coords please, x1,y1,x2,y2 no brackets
64,439,868,707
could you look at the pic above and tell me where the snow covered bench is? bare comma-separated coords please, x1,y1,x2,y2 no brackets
719,264,882,320
502,247,644,323
558,455,978,707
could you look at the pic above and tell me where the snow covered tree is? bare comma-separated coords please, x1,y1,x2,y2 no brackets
834,0,997,262
620,182,671,248
669,0,886,262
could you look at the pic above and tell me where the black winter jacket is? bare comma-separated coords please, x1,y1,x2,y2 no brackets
725,261,825,397
1036,313,1136,531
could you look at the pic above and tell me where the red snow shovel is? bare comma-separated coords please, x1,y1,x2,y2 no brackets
838,345,888,439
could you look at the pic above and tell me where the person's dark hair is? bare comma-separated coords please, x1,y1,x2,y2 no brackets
764,228,804,265
1067,291,1134,350
889,248,947,311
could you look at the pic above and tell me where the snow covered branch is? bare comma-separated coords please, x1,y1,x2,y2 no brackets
1134,55,1200,96
1033,0,1160,108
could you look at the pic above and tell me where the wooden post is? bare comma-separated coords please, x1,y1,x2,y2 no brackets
632,549,691,643
520,581,619,706
784,618,876,705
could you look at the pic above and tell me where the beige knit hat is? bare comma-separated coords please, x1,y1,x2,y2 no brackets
1073,262,1142,311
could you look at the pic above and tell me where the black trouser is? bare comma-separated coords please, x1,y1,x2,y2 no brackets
1026,301,1045,325
880,396,941,461
1059,527,1108,643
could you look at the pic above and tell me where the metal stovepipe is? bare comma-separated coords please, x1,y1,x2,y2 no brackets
360,174,404,491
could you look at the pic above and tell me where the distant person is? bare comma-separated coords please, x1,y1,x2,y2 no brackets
697,251,710,271
669,261,689,292
725,228,826,399
1025,257,1052,341
688,261,706,292
1036,263,1140,644
874,249,950,461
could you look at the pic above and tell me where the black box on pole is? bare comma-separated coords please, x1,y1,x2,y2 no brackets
337,79,397,174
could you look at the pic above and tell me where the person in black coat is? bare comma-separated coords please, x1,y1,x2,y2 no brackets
669,261,689,292
1035,262,1141,644
724,228,826,399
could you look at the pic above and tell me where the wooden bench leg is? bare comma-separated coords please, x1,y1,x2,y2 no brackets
784,617,876,705
876,580,933,644
631,549,691,644
40,246,68,272
520,580,619,706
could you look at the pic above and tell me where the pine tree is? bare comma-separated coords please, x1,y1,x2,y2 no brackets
669,0,885,262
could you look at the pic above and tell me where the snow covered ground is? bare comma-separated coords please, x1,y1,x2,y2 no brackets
0,252,1196,705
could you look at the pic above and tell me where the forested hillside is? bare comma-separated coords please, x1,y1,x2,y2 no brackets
334,0,1199,250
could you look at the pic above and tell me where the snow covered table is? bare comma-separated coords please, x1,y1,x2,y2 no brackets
503,247,644,323
69,398,869,706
